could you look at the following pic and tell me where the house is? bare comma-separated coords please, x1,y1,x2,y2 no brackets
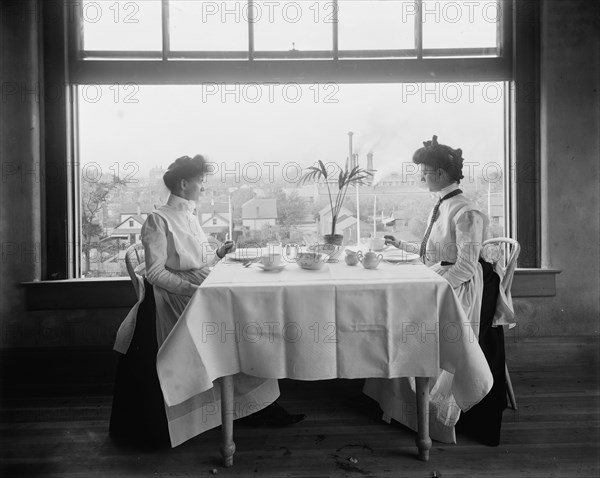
110,214,147,245
196,199,231,240
316,205,370,245
241,198,277,230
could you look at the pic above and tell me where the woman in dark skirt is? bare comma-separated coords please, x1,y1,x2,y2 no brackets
364,135,506,445
109,155,301,449
456,258,506,446
109,278,170,448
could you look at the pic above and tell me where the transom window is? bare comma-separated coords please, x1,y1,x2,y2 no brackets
78,0,505,60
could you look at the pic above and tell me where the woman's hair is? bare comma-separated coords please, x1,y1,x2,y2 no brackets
412,135,465,184
163,155,208,192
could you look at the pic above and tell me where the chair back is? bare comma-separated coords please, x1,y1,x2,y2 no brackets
482,237,520,294
125,243,145,299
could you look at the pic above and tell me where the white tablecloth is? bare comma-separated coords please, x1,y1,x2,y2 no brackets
157,259,492,410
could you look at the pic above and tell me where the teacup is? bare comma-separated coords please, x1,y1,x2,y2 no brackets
369,237,386,251
344,249,360,266
261,253,282,269
266,240,282,251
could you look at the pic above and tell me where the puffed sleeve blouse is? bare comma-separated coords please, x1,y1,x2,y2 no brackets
142,193,219,296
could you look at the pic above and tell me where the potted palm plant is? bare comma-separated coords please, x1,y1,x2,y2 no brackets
300,160,372,246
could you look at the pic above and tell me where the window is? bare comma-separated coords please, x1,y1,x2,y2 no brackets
43,0,543,280
75,0,506,61
77,81,506,277
81,0,163,56
169,0,248,54
421,0,499,53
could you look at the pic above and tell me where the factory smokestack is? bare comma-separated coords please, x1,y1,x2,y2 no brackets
348,132,354,169
367,152,374,173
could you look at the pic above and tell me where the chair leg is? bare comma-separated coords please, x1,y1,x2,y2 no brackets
505,363,517,410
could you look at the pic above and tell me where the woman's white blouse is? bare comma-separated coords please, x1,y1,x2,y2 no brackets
422,184,488,289
142,194,218,297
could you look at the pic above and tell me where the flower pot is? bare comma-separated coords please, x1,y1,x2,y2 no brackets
323,234,343,246
319,234,343,262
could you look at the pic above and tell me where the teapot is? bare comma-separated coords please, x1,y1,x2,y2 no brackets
359,250,383,269
344,249,360,266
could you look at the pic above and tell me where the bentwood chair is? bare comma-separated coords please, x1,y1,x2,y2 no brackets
125,243,146,300
481,237,521,410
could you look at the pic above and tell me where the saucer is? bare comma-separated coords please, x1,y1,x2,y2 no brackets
382,251,421,263
257,263,286,272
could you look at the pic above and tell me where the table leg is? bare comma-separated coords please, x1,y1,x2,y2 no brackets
219,375,235,467
415,377,432,462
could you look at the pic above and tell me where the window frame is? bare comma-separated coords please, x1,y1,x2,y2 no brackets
41,0,541,281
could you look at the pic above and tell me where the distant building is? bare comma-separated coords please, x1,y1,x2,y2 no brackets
119,212,149,223
489,193,504,226
316,205,359,242
375,171,421,190
111,214,147,244
149,166,166,183
281,185,319,203
241,198,277,230
197,199,231,240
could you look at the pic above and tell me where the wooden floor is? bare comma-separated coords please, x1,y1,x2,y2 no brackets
1,336,599,478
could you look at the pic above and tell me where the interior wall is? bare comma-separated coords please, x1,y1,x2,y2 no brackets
0,1,127,349
0,0,598,349
512,0,600,338
0,0,43,347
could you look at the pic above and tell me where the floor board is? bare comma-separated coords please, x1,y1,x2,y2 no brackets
1,337,599,478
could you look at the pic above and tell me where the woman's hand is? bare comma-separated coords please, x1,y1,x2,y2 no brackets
216,241,236,259
384,235,401,249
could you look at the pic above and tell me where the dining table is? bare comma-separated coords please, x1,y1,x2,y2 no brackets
156,247,492,467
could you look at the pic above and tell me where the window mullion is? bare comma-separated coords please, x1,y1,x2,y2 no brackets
333,0,339,60
498,0,512,58
161,0,170,60
248,0,255,60
68,86,81,279
415,0,423,59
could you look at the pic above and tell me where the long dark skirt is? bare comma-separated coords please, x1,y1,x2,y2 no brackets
109,280,171,448
456,259,507,446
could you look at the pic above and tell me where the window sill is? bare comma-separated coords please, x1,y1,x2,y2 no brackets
22,268,560,311
511,268,561,298
23,278,137,311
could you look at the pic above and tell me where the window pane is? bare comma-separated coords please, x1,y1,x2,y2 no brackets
81,0,162,51
169,0,248,51
422,0,499,50
338,1,414,51
77,82,505,278
253,1,333,52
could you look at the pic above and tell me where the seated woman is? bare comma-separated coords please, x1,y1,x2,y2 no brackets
364,136,506,446
110,155,302,448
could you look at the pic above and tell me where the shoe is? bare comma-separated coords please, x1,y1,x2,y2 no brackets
242,402,306,427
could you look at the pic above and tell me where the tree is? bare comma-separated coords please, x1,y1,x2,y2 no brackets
81,176,128,275
275,190,309,227
230,187,255,220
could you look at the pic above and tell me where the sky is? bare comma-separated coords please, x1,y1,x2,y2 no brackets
78,82,505,180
